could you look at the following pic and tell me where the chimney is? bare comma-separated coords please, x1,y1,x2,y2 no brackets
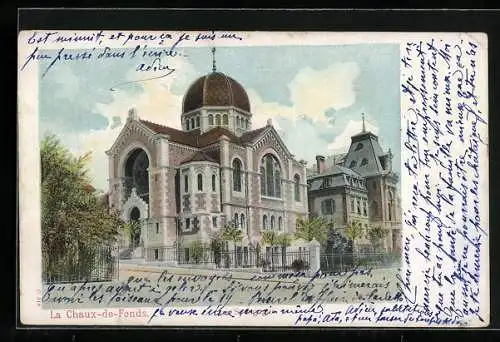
316,155,325,174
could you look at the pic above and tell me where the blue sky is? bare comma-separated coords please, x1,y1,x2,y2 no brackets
38,44,401,191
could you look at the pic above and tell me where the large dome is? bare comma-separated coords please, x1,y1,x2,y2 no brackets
182,72,251,114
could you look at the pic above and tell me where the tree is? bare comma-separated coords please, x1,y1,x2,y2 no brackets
189,240,205,264
221,220,243,267
261,230,279,270
41,135,122,282
123,221,141,247
277,233,293,269
209,231,224,268
295,215,329,246
367,225,389,253
345,220,364,255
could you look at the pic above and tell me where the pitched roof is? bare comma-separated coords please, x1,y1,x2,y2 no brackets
307,164,362,180
140,119,268,148
181,151,219,164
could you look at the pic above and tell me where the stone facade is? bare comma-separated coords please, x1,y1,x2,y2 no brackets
106,80,309,262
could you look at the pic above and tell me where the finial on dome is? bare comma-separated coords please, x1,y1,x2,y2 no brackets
128,107,138,121
361,112,366,133
266,118,272,126
212,47,217,73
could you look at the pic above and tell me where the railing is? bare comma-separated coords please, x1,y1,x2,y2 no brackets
43,245,118,284
144,246,310,273
320,251,400,273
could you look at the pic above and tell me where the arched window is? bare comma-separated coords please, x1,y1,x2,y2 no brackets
260,154,281,198
245,119,249,129
208,114,214,125
271,216,275,230
263,215,268,230
388,191,394,221
215,114,221,125
234,213,239,227
186,120,190,130
372,201,379,216
212,174,216,192
349,160,357,168
196,116,200,127
278,217,282,231
223,114,228,125
197,174,203,191
184,175,189,193
236,116,240,127
240,214,245,231
190,118,195,129
355,143,364,151
232,159,242,192
360,158,368,166
294,174,301,201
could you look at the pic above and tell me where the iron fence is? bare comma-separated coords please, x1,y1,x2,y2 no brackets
320,251,400,273
42,245,118,284
146,246,310,272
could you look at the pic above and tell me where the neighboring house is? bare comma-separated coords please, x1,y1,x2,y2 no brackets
106,69,308,262
307,118,402,253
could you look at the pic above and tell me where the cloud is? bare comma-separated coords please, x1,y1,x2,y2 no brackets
247,62,360,129
327,119,379,152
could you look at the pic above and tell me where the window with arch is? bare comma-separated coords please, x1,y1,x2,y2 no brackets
190,118,195,129
245,119,249,129
223,114,228,125
212,174,216,192
270,216,275,230
349,160,357,168
372,201,379,216
215,114,221,125
260,154,281,197
184,175,189,193
263,215,268,230
240,214,245,231
208,114,214,125
278,217,282,231
360,158,368,166
234,213,239,227
294,174,301,201
232,158,242,192
236,116,240,127
355,143,364,151
197,174,203,191
388,191,394,221
196,116,200,127
186,120,190,130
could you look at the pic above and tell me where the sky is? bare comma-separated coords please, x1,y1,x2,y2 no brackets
38,44,401,192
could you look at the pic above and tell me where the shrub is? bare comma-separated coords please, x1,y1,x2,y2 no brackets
291,259,307,272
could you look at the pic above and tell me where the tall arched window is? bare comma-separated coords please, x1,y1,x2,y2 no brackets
215,114,221,125
234,213,239,227
240,214,245,231
263,215,268,230
294,174,301,201
237,116,240,127
245,119,249,129
212,174,216,192
196,116,200,127
388,191,394,221
223,114,228,125
278,217,282,231
197,174,203,191
184,175,189,193
190,118,195,129
232,159,242,192
270,216,275,230
208,114,214,125
260,154,281,198
186,120,190,130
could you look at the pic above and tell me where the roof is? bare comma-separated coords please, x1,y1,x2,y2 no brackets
307,164,362,180
140,119,269,148
181,151,219,164
182,72,251,114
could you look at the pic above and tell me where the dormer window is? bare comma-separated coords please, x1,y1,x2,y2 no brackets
355,143,364,151
349,160,357,168
360,158,368,166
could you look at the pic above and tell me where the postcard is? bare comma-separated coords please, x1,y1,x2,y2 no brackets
18,30,489,327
